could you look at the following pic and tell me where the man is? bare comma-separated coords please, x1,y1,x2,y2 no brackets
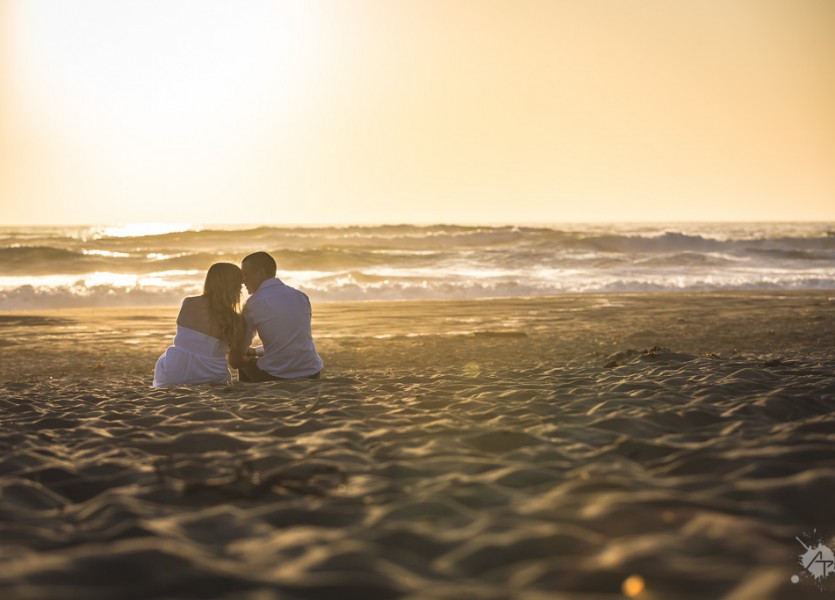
230,251,323,381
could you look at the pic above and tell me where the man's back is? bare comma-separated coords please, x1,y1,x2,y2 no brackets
243,278,323,378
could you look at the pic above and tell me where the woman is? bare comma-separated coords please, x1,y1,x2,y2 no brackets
153,262,247,387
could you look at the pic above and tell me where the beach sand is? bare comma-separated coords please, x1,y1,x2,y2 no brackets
1,292,834,599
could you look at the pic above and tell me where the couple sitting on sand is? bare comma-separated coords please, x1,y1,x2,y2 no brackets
153,252,323,387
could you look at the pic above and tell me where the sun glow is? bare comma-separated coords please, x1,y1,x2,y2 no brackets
13,1,314,136
98,224,194,239
4,0,326,224
2,1,834,225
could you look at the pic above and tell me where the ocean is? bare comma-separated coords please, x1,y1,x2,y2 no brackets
1,222,833,310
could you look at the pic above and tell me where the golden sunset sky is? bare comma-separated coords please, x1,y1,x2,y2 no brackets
1,0,833,225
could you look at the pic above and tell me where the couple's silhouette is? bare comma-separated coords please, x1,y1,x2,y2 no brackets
153,252,322,387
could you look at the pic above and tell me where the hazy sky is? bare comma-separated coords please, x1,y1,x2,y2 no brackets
1,0,833,225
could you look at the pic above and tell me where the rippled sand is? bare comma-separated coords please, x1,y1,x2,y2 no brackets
1,292,834,599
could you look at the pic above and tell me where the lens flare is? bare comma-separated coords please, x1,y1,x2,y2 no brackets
622,574,645,598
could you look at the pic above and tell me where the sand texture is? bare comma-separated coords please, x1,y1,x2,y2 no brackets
1,292,834,599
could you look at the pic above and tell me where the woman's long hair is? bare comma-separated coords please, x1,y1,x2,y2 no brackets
203,263,242,343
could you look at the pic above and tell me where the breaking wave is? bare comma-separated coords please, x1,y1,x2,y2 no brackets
1,222,833,308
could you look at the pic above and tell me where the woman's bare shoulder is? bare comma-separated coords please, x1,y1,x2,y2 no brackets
177,296,210,328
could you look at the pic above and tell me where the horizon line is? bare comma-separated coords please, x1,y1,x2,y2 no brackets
3,218,835,229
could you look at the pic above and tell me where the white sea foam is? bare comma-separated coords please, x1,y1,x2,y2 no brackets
1,223,833,308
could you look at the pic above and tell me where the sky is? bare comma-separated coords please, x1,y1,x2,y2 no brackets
1,0,834,226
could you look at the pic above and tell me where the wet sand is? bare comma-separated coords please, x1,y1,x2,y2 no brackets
1,292,834,599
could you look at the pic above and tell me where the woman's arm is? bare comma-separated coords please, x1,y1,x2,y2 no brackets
174,297,189,326
227,315,252,369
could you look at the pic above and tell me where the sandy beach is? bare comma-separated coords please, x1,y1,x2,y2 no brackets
1,291,834,599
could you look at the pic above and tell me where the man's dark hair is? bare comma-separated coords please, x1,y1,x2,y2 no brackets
242,251,277,277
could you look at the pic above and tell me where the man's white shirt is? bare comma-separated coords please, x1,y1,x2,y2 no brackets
243,278,323,378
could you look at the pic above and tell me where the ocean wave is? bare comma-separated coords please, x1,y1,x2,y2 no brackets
2,272,834,309
0,247,218,276
3,223,834,255
580,231,725,253
62,224,538,252
0,285,191,310
4,237,831,277
0,245,446,276
578,231,835,256
0,246,118,275
1,223,834,307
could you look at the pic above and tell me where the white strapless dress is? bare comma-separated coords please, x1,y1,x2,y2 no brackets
153,325,230,387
